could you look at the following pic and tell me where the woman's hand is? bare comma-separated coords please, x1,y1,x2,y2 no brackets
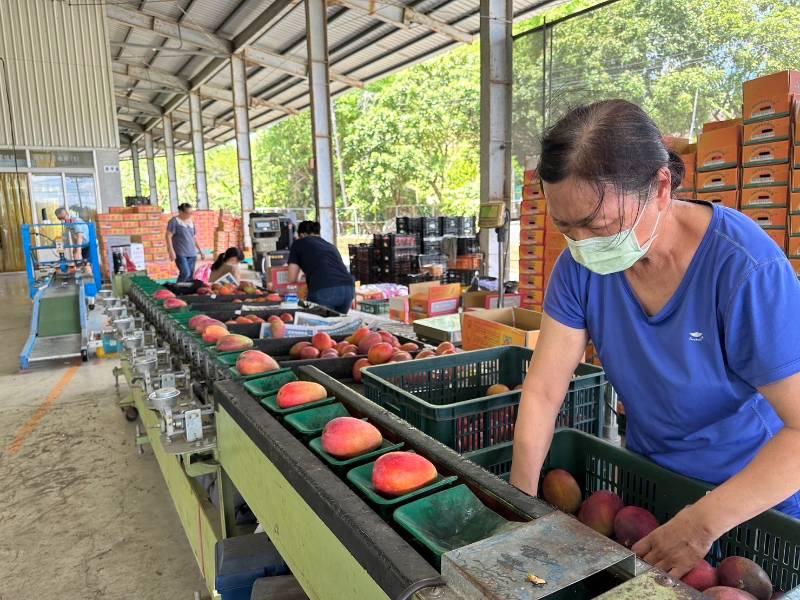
631,504,718,578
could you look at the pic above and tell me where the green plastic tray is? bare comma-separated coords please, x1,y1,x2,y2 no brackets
283,403,350,440
217,352,243,368
242,369,297,398
308,437,404,472
393,484,518,568
226,364,286,382
346,459,457,517
259,394,335,416
362,346,606,453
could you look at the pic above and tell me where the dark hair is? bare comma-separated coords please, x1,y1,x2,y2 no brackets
178,203,193,213
538,100,683,218
297,221,321,236
211,247,244,272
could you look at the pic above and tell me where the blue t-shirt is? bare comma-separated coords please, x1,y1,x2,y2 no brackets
544,203,800,517
66,217,90,246
167,216,197,258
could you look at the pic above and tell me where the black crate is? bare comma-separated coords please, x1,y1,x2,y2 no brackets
458,216,476,236
456,236,480,255
421,217,439,236
445,269,477,286
439,216,459,236
421,236,444,254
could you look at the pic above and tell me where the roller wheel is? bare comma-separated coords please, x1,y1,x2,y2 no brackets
81,349,88,362
124,406,139,422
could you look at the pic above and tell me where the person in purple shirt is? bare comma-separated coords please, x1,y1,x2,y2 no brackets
510,100,800,578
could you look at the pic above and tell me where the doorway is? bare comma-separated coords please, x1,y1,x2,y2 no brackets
0,174,32,272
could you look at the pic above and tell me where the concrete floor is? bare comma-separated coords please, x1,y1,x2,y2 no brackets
0,273,207,600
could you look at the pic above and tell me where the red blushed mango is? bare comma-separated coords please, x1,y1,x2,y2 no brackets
338,343,357,356
718,557,772,600
399,342,419,352
487,384,510,395
236,350,279,376
320,349,339,359
415,350,435,359
198,318,225,333
216,334,254,352
270,319,286,339
613,506,658,548
299,346,321,360
321,417,383,459
357,332,382,355
289,341,311,359
352,358,371,383
368,342,395,365
202,324,229,344
681,560,719,592
391,351,412,362
577,490,624,537
312,332,334,351
265,293,282,302
276,381,328,409
704,588,758,600
541,469,582,514
189,314,210,330
164,298,187,309
351,327,371,344
371,452,438,497
436,341,455,355
267,315,282,324
280,313,293,323
154,289,175,300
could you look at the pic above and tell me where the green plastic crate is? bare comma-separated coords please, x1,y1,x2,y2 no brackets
464,441,514,480
283,403,350,440
358,299,390,314
467,429,800,593
242,369,297,398
362,346,606,453
393,484,518,568
259,394,335,416
308,437,405,473
346,459,458,517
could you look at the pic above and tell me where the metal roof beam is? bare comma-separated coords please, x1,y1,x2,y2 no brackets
113,61,190,92
106,4,232,54
329,0,474,44
110,41,227,58
243,47,364,89
199,85,299,115
115,94,163,117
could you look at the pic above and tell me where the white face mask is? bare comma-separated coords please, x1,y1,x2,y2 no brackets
564,204,662,275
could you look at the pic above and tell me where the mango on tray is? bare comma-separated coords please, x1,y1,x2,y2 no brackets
309,437,404,473
242,370,297,398
283,403,350,441
259,393,335,416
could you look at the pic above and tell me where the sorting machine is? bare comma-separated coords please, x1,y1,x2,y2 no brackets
107,274,799,600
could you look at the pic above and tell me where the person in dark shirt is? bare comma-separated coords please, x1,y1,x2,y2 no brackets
288,221,354,314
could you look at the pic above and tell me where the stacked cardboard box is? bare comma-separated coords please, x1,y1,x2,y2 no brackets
674,141,697,201
96,206,165,277
215,212,243,255
695,119,742,210
790,96,800,275
740,71,800,256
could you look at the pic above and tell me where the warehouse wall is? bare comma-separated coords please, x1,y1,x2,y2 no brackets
0,0,118,150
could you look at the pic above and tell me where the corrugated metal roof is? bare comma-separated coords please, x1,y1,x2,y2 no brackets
112,0,565,153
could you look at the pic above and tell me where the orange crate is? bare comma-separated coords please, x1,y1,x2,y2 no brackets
790,215,800,236
742,163,790,188
790,237,800,257
765,228,788,251
519,259,544,275
521,213,547,230
697,168,738,191
742,141,791,167
793,168,800,192
697,190,739,209
519,288,544,307
742,207,788,228
743,117,792,145
520,229,544,245
519,273,544,289
789,259,800,277
523,169,540,185
522,184,544,201
740,186,788,208
792,192,800,213
519,244,545,259
448,255,482,270
520,199,547,216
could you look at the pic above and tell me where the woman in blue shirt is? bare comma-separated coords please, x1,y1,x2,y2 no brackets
510,100,800,578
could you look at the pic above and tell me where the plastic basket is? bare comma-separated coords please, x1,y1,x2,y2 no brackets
308,437,405,473
259,394,335,417
362,346,606,453
242,369,298,399
358,299,390,314
283,403,350,441
466,429,800,593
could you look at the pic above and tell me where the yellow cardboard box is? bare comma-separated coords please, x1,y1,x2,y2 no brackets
461,307,543,351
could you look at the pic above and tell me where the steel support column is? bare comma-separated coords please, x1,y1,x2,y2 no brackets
130,143,142,197
163,114,179,212
479,0,513,279
143,131,158,205
231,55,254,249
305,0,337,244
189,92,209,209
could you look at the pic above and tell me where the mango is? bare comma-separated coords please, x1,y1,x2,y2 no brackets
270,319,286,339
372,452,438,497
235,316,251,324
681,560,718,592
352,358,371,383
280,313,293,323
487,384,510,395
367,342,395,365
342,352,357,358
718,557,772,600
276,381,327,409
266,293,282,302
299,346,321,359
704,587,758,600
321,417,382,459
577,490,623,537
541,469,582,514
613,506,658,548
357,332,382,355
391,351,412,362
320,349,339,359
236,350,279,376
163,298,187,309
267,315,282,323
338,343,357,356
351,327,371,344
189,314,210,330
202,324,229,344
440,349,456,355
198,318,225,333
216,334,254,352
312,332,334,351
378,331,395,345
154,289,175,300
289,341,311,358
436,341,455,355
415,350,435,359
399,342,419,352
196,286,212,296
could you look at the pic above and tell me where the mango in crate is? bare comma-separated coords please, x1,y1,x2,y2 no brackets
717,557,772,600
577,490,623,537
541,469,582,514
613,506,658,548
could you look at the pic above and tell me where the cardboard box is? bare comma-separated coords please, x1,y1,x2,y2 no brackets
520,229,544,245
742,141,791,167
520,244,545,259
702,119,742,133
461,307,544,351
741,163,790,188
676,151,696,191
520,213,547,230
789,259,800,277
743,117,791,145
519,288,543,309
790,236,800,257
389,296,410,323
743,71,800,123
519,258,544,275
523,169,540,185
462,291,521,310
522,184,544,201
697,190,739,210
740,186,788,208
697,124,741,171
792,192,800,213
519,272,544,289
520,199,547,216
675,190,697,201
764,228,787,251
696,168,739,192
742,206,788,228
664,136,691,154
790,215,800,236
793,168,800,192
408,282,460,316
